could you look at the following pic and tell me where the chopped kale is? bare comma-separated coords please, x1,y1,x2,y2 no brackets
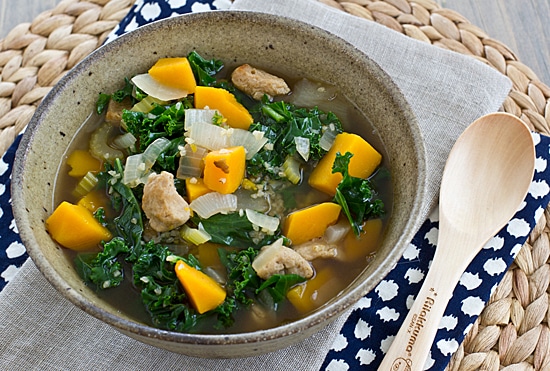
194,213,280,249
332,152,385,236
248,99,343,180
74,237,130,289
187,51,224,86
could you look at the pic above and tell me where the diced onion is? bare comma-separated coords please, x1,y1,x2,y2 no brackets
184,109,219,131
123,154,145,187
324,220,351,244
180,224,211,245
176,144,208,179
131,73,189,101
112,132,137,150
283,156,301,185
319,124,339,151
122,138,171,187
229,129,269,160
186,121,229,151
142,137,171,168
234,188,269,212
189,192,238,219
245,209,280,233
294,136,310,161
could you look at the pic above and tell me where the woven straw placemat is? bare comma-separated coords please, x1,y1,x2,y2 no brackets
1,0,548,369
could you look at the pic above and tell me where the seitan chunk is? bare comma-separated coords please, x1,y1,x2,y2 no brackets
142,171,191,232
294,239,338,261
231,64,290,100
252,238,313,280
105,98,132,124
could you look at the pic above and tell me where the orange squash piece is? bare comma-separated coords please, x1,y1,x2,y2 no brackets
197,242,223,269
148,57,197,93
287,266,338,314
66,149,101,177
175,260,226,314
77,190,108,213
340,219,383,262
194,86,253,130
308,132,382,196
45,201,112,251
185,177,212,202
283,202,341,245
203,146,246,194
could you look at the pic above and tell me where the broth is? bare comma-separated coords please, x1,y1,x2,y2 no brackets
52,57,392,334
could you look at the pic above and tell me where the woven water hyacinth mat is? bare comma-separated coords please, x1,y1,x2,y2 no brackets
1,0,549,369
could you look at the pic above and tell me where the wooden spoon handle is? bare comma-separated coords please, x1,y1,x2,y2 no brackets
377,253,464,371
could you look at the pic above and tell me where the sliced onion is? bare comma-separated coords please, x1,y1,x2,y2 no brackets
122,138,169,187
190,192,238,219
319,124,339,151
176,144,208,179
294,136,310,161
288,78,337,105
283,156,301,185
184,108,219,131
234,188,269,212
245,209,280,233
123,153,145,187
324,220,351,244
229,129,269,159
142,137,171,168
131,73,189,101
112,132,137,150
186,121,229,151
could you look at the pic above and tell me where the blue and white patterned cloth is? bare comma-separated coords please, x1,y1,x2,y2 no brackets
2,1,550,370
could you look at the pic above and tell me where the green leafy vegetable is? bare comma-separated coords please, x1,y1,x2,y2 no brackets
332,152,385,236
195,213,280,249
257,274,306,303
96,93,111,115
248,100,343,180
74,237,130,289
123,99,192,151
187,51,224,86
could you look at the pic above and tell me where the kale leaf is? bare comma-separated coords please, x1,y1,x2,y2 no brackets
123,99,192,151
187,51,224,86
256,274,306,304
195,213,280,249
74,237,130,289
218,247,261,306
333,152,385,236
248,100,343,180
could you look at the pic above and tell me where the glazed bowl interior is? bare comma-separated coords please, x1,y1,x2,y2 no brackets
12,11,426,358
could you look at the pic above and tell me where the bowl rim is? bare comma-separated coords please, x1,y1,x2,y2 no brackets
12,10,427,346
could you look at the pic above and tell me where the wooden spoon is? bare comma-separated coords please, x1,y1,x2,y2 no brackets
378,112,535,371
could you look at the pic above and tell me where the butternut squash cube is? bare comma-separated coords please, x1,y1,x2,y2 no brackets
308,133,381,196
287,266,338,314
175,260,226,314
185,177,212,202
340,218,383,262
194,86,253,130
45,201,112,251
66,149,101,177
148,57,197,93
283,202,341,245
203,146,246,194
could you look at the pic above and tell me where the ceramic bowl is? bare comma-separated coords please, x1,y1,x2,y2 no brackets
12,11,426,358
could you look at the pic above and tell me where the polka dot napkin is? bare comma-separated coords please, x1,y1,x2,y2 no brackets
2,1,548,370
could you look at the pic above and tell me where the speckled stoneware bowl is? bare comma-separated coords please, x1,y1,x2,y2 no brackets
12,11,426,358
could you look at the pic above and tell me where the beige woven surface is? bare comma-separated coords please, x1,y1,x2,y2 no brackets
1,0,549,369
